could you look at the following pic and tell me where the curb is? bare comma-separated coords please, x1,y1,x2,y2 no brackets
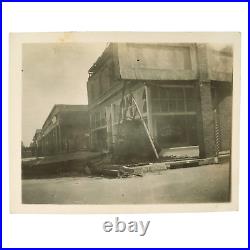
104,155,231,177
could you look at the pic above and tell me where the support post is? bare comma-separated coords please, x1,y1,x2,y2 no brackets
145,84,154,137
131,95,159,160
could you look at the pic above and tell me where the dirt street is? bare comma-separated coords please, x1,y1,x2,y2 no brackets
22,162,230,204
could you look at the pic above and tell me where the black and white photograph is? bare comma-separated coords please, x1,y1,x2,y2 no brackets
3,3,247,248
10,32,239,211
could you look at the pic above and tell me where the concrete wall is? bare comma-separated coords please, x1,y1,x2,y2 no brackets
207,45,233,82
118,43,198,80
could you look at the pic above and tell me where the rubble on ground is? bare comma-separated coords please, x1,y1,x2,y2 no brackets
22,148,230,179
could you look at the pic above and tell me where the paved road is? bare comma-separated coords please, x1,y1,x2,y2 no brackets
22,163,230,204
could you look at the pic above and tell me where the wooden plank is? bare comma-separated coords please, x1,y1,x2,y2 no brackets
131,95,159,160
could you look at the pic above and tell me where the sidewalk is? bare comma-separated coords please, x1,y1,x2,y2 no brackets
22,150,103,167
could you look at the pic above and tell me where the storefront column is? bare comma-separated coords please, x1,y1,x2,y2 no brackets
54,127,58,153
196,80,216,158
145,85,154,138
58,124,62,153
196,44,216,158
110,103,116,144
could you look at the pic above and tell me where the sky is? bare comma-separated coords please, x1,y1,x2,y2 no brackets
22,43,107,146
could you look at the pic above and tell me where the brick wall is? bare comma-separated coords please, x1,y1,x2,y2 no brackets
197,81,216,157
216,83,232,151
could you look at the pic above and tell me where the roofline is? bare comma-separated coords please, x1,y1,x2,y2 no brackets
41,104,59,130
42,104,88,130
88,43,113,75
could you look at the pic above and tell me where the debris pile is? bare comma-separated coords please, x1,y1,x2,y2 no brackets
113,120,160,164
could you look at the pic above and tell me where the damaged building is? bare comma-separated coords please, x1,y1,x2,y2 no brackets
36,105,89,156
87,43,233,160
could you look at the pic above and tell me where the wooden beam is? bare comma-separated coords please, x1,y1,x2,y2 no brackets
131,95,159,160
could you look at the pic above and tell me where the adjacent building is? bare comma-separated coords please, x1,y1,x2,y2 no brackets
36,105,89,156
87,43,233,158
30,129,42,156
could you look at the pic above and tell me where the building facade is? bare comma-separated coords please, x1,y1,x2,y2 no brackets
36,105,89,156
87,43,233,158
30,129,42,156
